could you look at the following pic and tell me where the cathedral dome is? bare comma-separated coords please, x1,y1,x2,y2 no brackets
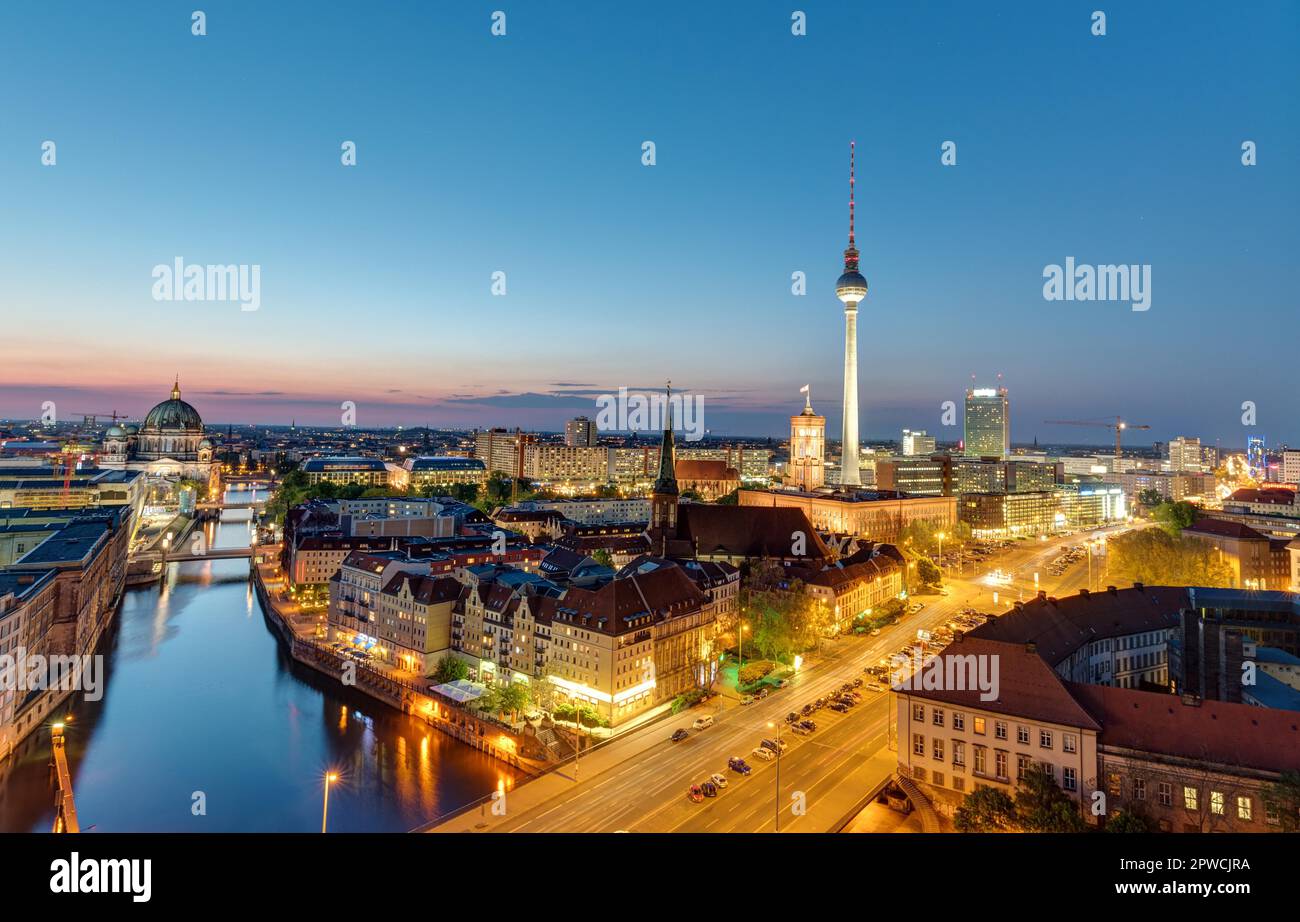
105,425,127,438
142,380,203,432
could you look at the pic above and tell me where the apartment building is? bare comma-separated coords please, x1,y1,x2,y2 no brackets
738,489,956,544
300,456,390,487
1183,518,1293,590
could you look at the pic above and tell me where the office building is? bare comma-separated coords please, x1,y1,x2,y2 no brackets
963,387,1010,459
902,429,936,456
565,417,597,447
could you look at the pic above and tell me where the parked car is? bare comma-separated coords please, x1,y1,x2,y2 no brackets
751,746,775,762
740,695,755,706
757,688,770,700
785,712,800,724
790,723,810,735
773,678,789,688
852,677,863,688
728,757,752,775
701,781,718,798
829,703,849,713
688,785,704,803
761,738,787,754
709,772,729,789
798,719,817,731
671,728,690,742
802,704,816,716
692,715,714,730
870,628,881,636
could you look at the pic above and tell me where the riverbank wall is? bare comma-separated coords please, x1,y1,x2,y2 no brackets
251,562,544,776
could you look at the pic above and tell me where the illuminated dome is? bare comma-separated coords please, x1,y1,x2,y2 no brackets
836,269,867,304
143,383,203,431
105,425,127,438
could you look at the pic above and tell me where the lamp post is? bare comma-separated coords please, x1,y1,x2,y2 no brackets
321,771,338,833
936,532,945,575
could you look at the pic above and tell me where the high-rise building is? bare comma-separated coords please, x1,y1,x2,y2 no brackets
902,429,936,456
963,387,1010,459
565,416,596,447
874,454,952,497
1248,436,1267,480
834,142,866,487
1283,449,1300,485
1168,436,1203,472
786,389,826,492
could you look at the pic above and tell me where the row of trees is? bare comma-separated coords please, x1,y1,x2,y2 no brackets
1105,527,1233,588
954,764,1092,832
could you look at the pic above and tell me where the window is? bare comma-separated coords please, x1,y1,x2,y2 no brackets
1210,791,1224,816
994,721,1007,740
952,741,965,767
1107,773,1121,797
973,717,986,736
995,750,1008,780
1184,786,1198,811
1237,797,1252,821
913,766,926,782
933,771,945,787
932,708,945,727
1017,725,1029,745
1039,729,1053,749
953,712,965,731
912,703,925,722
1062,733,1077,754
1063,767,1077,792
1265,801,1280,826
1158,782,1172,807
953,776,965,793
1134,778,1146,801
932,739,945,761
913,733,925,756
973,746,987,775
1017,754,1031,780
1040,762,1055,783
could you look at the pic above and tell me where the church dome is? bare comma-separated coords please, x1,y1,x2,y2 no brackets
105,425,127,438
142,380,203,432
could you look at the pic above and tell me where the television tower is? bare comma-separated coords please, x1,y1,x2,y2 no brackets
834,141,867,487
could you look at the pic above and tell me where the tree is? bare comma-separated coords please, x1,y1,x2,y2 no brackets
916,557,942,588
432,655,469,684
1152,500,1199,536
716,489,739,505
1014,764,1086,832
1137,488,1163,508
591,548,614,568
1264,771,1300,832
1106,527,1234,588
1106,808,1156,833
498,682,529,722
954,786,1017,831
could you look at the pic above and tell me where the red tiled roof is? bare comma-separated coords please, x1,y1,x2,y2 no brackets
896,637,1102,730
1185,518,1269,541
1228,487,1296,506
549,563,708,636
1068,683,1300,773
669,504,830,561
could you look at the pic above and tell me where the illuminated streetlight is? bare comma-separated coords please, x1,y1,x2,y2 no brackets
321,771,339,833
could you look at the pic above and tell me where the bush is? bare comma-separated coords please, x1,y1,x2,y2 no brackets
738,660,776,686
671,688,707,713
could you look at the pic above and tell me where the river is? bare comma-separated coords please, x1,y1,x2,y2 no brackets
0,486,518,832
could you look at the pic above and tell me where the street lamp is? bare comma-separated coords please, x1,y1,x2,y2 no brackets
935,532,945,574
321,771,338,833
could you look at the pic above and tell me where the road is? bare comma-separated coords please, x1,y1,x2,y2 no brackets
432,526,1124,833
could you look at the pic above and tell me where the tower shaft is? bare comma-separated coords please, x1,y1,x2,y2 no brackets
841,306,860,486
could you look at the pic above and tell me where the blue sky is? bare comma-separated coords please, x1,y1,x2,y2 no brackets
1,1,1296,448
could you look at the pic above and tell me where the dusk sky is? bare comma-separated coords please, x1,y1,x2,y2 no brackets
2,1,1296,447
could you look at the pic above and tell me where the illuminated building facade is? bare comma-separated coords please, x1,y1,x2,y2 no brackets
785,391,826,492
964,387,1010,459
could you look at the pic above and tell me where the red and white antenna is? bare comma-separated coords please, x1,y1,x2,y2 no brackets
849,140,856,249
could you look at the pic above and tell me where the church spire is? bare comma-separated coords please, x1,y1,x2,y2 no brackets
652,381,678,496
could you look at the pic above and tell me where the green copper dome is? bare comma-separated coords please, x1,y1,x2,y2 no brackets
142,380,203,431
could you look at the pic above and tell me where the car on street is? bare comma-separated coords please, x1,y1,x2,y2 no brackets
870,628,881,636
829,703,849,713
692,715,714,730
790,723,810,735
688,785,704,803
671,728,690,742
757,688,770,700
798,719,817,731
701,781,718,798
761,738,787,754
709,773,729,788
751,746,775,762
773,678,789,688
801,704,816,716
740,695,755,706
785,711,800,723
852,677,863,688
728,757,752,775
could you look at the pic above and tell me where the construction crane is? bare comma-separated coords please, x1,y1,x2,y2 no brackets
69,411,124,429
1044,417,1151,466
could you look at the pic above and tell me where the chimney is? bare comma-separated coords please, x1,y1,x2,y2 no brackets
1013,600,1025,611
1079,588,1090,598
1107,585,1118,595
1133,581,1144,591
1025,641,1037,654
